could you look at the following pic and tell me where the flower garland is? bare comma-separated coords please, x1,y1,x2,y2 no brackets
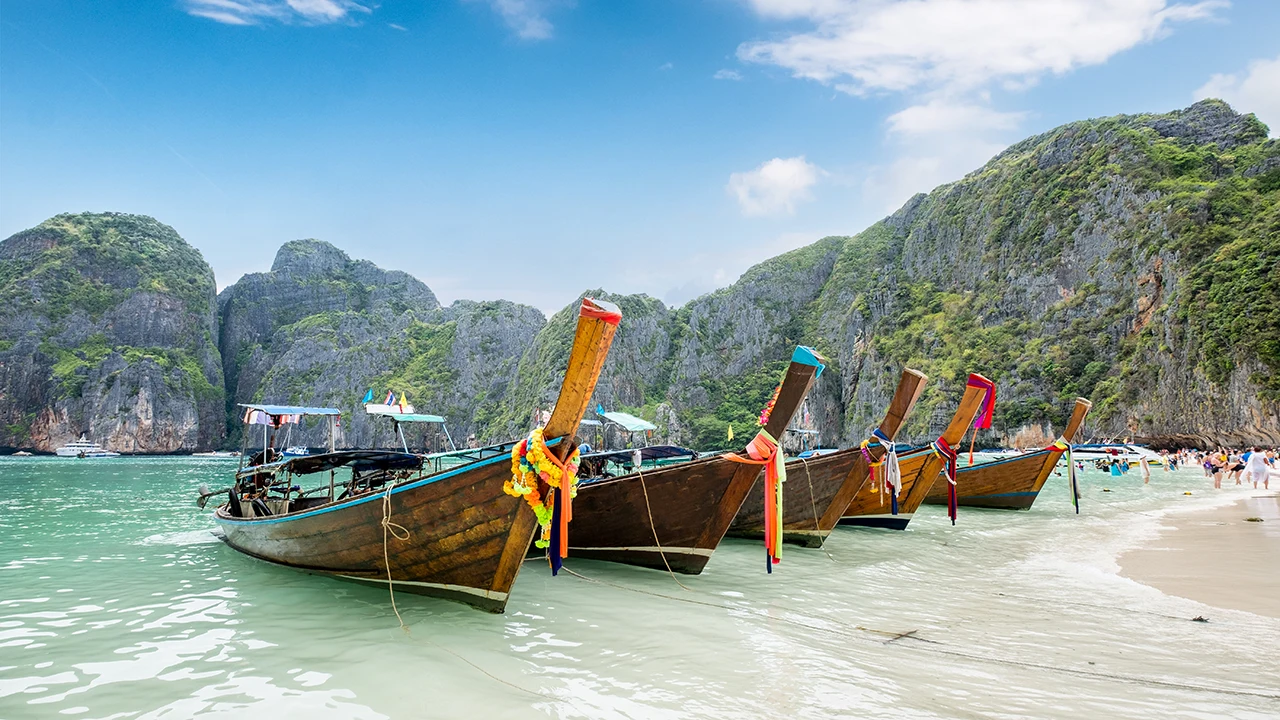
758,382,782,427
505,426,582,548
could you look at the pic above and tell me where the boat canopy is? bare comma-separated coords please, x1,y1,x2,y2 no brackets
598,411,657,432
582,444,696,463
279,450,423,475
240,404,341,416
369,411,446,424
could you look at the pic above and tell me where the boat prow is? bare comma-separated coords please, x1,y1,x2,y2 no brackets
212,297,621,612
567,346,825,573
840,373,991,530
728,367,928,547
923,397,1092,510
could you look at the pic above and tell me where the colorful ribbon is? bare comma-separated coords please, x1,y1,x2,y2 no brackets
724,430,785,572
931,437,959,525
861,428,901,515
1043,438,1080,514
968,374,996,430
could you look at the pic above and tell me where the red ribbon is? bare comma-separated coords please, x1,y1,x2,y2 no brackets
932,437,959,525
579,298,622,325
967,374,996,430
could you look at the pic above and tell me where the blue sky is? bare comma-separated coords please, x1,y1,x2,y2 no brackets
2,1,1278,313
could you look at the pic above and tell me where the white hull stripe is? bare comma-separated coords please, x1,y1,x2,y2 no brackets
336,575,508,602
843,513,913,520
568,545,714,557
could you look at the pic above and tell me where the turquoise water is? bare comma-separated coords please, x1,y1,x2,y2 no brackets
1,457,1277,719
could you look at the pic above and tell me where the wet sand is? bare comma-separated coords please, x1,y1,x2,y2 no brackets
1120,488,1280,618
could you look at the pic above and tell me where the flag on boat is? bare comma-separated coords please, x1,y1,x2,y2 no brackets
385,391,396,405
361,388,374,404
727,424,734,442
596,403,606,416
398,392,409,412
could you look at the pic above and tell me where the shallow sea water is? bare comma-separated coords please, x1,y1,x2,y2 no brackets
1,456,1277,719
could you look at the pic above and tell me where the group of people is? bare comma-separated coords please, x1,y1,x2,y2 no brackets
1176,447,1276,490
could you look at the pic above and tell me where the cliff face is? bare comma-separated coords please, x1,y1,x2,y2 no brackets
3,102,1274,452
217,240,544,449
500,101,1280,449
0,213,224,452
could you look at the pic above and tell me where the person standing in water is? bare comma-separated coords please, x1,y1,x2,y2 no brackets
1140,455,1151,484
1246,447,1271,489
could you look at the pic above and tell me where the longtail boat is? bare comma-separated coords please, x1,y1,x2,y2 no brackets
839,373,992,530
728,368,928,547
565,347,825,574
208,298,621,612
923,398,1092,510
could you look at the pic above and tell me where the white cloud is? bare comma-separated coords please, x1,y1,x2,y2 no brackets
659,62,675,71
714,69,744,81
388,23,408,31
474,0,556,40
885,99,1026,137
183,0,369,25
1195,54,1280,138
728,156,825,217
737,0,1224,94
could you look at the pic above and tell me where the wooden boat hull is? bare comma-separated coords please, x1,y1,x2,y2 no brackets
568,455,756,574
837,446,936,529
921,397,1091,511
727,449,858,547
563,347,824,573
839,373,993,530
922,449,1062,510
215,452,536,612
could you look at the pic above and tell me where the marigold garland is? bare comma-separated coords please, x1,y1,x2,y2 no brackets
758,382,782,427
505,426,581,548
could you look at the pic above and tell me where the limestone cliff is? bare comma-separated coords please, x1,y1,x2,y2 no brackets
500,101,1280,449
0,213,224,452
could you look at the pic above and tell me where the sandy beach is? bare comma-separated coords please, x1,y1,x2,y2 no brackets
1120,487,1280,618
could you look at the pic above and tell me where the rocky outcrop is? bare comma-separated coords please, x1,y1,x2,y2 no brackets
0,213,224,452
217,241,544,449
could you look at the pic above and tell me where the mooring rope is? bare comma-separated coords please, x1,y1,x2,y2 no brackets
380,481,411,634
635,467,692,591
798,457,835,562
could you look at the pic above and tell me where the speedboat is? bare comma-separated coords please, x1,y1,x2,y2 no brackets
1071,443,1164,466
281,446,311,458
55,436,120,458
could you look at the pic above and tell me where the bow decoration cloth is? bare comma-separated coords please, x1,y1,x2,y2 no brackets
724,430,786,572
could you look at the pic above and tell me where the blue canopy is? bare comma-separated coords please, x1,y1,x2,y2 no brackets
239,404,341,416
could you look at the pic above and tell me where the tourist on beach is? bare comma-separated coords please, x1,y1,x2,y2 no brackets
1140,456,1151,484
1246,447,1271,490
1209,451,1224,489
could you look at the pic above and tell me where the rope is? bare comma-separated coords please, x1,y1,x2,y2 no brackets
635,467,692,591
798,457,835,561
380,482,411,634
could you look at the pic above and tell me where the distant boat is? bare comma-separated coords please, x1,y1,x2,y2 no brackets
281,446,311,458
55,436,120,458
192,451,240,459
1071,443,1164,466
13,450,33,457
